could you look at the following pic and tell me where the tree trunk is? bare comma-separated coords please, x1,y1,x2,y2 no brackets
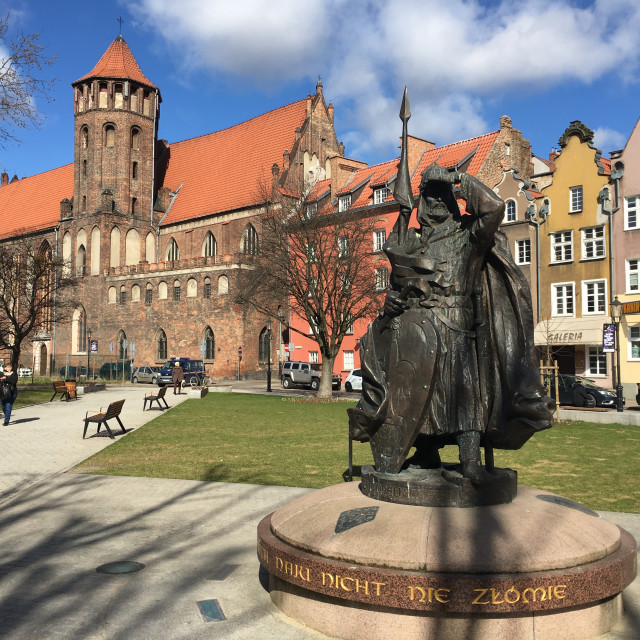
317,355,335,398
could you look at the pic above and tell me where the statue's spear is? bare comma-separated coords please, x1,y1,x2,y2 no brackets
393,87,414,246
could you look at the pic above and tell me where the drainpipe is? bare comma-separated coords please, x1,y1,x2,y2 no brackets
526,201,549,324
599,161,624,393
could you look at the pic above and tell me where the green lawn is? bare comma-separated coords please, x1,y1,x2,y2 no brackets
71,394,640,513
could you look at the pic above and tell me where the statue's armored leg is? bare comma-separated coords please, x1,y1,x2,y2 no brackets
457,431,493,485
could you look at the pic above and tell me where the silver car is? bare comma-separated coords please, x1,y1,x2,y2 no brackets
133,366,159,384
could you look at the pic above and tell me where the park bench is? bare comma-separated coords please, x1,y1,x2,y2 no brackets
143,385,169,411
83,399,126,439
51,380,77,402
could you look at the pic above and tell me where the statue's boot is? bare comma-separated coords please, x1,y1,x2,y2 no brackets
458,431,494,486
406,436,442,469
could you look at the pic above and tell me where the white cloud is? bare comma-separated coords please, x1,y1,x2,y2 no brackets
593,127,628,153
129,0,640,157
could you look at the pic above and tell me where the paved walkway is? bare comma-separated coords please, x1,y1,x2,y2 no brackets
0,383,638,639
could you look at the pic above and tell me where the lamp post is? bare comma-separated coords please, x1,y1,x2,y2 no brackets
266,318,272,393
86,327,92,380
611,297,624,412
277,308,285,377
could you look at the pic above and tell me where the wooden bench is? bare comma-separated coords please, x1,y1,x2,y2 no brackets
51,380,77,401
143,385,169,411
83,399,126,439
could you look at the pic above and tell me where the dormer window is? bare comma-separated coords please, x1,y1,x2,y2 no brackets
374,187,390,205
338,195,351,212
305,202,317,218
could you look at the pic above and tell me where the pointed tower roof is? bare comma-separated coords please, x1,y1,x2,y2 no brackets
74,35,157,90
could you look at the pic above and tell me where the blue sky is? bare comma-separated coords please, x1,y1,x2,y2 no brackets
2,0,640,180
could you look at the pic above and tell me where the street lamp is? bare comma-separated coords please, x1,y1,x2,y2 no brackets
86,327,92,380
277,308,285,377
266,318,272,393
610,297,624,412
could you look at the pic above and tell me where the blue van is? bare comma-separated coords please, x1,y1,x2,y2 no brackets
156,357,205,387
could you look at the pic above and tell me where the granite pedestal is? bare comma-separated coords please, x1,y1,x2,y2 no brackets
257,482,636,640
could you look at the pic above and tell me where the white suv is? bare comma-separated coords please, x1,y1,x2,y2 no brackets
281,361,341,390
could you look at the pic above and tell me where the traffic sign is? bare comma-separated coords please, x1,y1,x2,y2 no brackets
284,344,289,353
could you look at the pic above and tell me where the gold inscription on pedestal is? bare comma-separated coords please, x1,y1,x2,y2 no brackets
408,586,451,604
472,585,567,605
322,572,385,596
257,542,268,564
275,556,310,582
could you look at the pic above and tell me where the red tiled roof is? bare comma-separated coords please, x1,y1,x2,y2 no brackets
601,157,611,175
160,99,308,225
75,36,157,88
343,131,500,211
0,165,73,239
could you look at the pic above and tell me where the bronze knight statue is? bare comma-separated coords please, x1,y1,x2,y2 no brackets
348,90,554,497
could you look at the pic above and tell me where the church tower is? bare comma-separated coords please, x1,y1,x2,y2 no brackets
71,35,161,221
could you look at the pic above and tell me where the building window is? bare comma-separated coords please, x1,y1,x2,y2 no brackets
158,281,168,300
157,329,167,361
582,280,606,314
344,313,354,334
119,285,126,305
204,326,215,360
338,236,348,258
131,197,137,214
105,124,115,147
81,126,88,149
570,186,583,213
375,267,389,290
131,127,140,150
515,239,531,265
76,245,86,276
625,195,639,230
338,194,351,212
173,280,181,302
629,326,640,360
114,83,123,109
99,82,108,108
242,223,258,255
587,346,606,376
374,187,390,204
259,327,270,362
627,259,639,293
132,161,138,179
203,232,217,258
309,351,319,363
344,350,355,370
550,231,572,263
373,229,386,252
505,199,516,222
551,282,574,317
82,159,87,177
218,275,229,295
581,226,605,260
305,202,317,218
145,284,152,305
166,238,179,261
203,277,211,299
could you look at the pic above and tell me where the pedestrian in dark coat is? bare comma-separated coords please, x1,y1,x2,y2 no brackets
172,362,184,395
1,364,18,425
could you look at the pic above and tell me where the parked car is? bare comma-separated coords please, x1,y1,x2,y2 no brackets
133,366,160,384
280,361,341,391
344,369,363,392
99,361,133,380
636,383,640,406
156,358,205,387
546,374,621,408
17,366,33,377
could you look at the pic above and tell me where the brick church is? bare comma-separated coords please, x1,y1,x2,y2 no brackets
0,35,343,377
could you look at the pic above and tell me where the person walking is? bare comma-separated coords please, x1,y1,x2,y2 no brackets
1,363,18,426
172,361,184,395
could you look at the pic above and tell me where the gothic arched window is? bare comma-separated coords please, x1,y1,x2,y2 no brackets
242,223,258,255
204,326,215,360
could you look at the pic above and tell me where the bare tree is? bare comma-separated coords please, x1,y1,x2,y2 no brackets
0,237,77,369
237,180,386,397
0,12,57,147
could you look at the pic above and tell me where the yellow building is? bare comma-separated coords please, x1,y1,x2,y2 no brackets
534,122,613,387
